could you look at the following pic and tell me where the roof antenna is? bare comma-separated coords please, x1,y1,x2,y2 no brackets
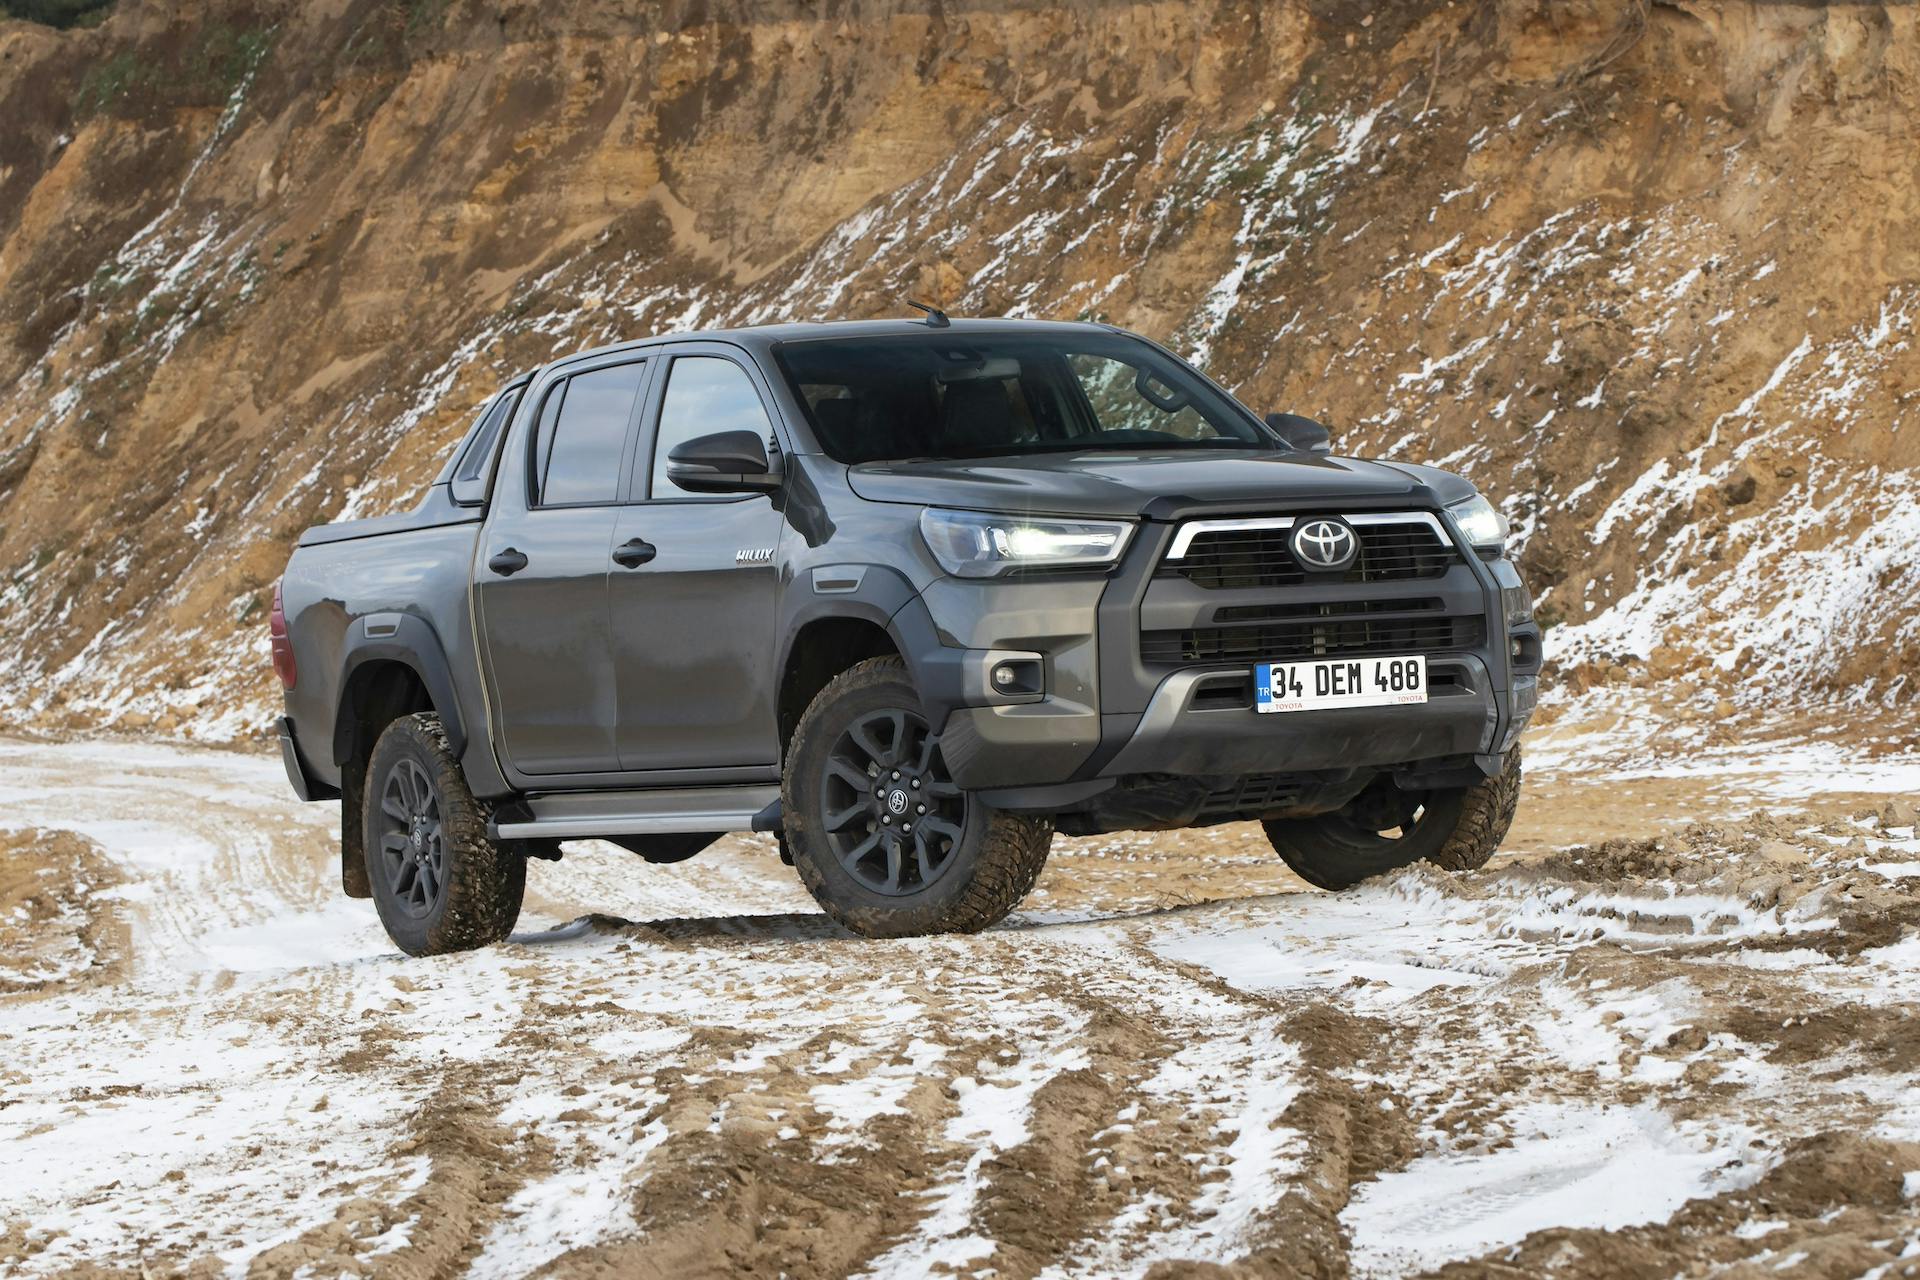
906,299,951,329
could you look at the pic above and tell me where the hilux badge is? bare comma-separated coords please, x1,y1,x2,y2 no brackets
1291,519,1357,571
735,548,775,564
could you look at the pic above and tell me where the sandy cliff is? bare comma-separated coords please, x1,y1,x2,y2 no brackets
0,0,1914,739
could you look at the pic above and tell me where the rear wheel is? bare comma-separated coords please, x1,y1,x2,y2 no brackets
363,713,525,956
1263,748,1521,890
783,657,1052,937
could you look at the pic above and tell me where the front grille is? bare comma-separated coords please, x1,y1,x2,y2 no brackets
1141,613,1483,666
1211,598,1443,623
1166,518,1457,589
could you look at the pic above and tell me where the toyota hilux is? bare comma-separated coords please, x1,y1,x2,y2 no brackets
273,316,1538,955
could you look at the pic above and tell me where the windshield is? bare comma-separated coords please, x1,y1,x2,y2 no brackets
772,331,1274,464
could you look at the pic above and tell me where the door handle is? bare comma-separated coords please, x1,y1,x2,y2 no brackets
488,547,529,576
611,537,657,569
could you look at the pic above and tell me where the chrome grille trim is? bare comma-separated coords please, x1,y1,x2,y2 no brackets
1164,511,1448,559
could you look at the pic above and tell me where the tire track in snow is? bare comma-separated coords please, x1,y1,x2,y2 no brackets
4,736,1920,1276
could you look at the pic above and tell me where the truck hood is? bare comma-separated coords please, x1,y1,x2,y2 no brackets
845,449,1446,520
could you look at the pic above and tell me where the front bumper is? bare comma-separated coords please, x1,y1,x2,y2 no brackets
1098,657,1503,777
933,507,1539,806
946,659,1530,797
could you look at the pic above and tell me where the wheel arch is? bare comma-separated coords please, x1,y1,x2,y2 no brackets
331,614,469,768
778,610,902,754
777,564,960,756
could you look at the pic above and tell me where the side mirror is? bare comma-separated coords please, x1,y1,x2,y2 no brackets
1265,412,1333,455
665,430,783,494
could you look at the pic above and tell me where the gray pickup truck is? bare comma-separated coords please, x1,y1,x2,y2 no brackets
274,316,1538,956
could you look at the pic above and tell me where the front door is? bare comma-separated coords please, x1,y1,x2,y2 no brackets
609,350,786,773
476,356,650,776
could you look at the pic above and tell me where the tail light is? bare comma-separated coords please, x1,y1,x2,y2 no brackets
269,581,297,689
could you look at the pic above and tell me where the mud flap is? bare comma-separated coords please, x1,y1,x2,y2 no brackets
340,757,371,899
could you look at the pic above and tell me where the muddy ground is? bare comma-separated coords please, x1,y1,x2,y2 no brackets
2,719,1919,1279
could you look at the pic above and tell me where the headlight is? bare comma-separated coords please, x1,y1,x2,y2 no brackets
1446,494,1509,554
919,508,1133,578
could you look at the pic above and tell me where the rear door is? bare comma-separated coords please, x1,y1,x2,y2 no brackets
475,355,652,776
607,346,787,774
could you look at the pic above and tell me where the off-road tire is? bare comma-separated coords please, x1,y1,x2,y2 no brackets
1263,747,1522,890
363,712,525,956
783,657,1053,938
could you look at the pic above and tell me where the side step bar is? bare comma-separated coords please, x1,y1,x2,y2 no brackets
490,784,781,841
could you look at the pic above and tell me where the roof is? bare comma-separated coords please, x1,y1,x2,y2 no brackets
539,316,1130,373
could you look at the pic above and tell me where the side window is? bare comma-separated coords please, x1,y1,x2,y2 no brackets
532,361,647,506
649,357,774,499
449,388,520,505
1065,353,1225,442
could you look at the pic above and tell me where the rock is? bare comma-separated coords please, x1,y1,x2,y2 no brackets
1666,1025,1709,1052
1683,1058,1720,1086
1719,467,1759,507
1741,873,1787,905
1756,840,1810,867
1877,799,1918,830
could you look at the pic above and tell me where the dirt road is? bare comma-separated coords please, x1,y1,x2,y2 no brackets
2,726,1918,1278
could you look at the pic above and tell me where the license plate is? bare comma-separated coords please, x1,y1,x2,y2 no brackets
1255,655,1428,713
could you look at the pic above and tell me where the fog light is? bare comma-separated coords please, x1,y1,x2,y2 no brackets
986,657,1044,698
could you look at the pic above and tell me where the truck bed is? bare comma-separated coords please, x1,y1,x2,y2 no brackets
279,481,494,795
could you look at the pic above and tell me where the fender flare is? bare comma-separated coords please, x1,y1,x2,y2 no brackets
779,564,956,716
330,613,469,766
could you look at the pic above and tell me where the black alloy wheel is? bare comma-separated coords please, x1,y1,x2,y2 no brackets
375,756,447,920
819,708,969,897
781,656,1055,938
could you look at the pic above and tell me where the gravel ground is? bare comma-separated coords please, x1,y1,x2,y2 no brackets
1,726,1918,1278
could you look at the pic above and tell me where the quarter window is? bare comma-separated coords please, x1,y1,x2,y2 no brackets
650,357,774,498
450,388,519,505
534,361,647,506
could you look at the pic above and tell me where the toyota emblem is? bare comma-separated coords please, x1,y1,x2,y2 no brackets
1291,519,1358,571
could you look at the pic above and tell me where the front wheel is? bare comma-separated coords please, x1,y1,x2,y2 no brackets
782,657,1052,938
363,712,525,956
1263,748,1522,890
